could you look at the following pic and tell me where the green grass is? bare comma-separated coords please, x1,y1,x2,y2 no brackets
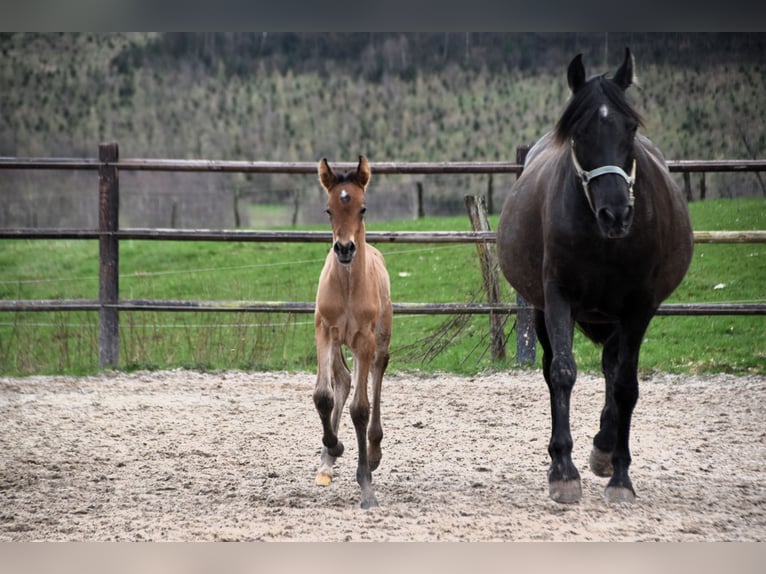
1,198,764,376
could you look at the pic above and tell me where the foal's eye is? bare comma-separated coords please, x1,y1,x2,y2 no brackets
360,207,367,217
325,209,332,218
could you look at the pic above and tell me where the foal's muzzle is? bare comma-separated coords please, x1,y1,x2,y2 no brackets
333,240,356,264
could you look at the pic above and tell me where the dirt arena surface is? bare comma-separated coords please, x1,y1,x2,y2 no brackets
1,368,764,541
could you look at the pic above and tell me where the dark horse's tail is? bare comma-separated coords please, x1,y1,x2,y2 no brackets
577,321,616,346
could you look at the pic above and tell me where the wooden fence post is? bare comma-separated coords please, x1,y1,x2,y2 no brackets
98,142,119,368
514,145,537,365
683,172,692,202
464,194,506,362
415,182,425,219
486,173,494,215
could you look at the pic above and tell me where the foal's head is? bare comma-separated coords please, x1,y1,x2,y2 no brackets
318,156,371,265
555,47,643,239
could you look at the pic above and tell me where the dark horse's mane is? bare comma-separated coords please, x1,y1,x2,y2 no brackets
553,74,644,145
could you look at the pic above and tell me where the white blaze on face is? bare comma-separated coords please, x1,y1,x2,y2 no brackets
340,189,350,203
599,104,609,119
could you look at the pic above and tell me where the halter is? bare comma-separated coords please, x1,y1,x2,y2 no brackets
571,141,637,214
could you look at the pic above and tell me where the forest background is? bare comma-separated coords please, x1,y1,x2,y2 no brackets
1,32,764,230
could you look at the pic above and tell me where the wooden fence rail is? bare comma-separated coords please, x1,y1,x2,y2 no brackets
1,300,763,316
3,157,766,174
2,229,765,243
1,142,765,368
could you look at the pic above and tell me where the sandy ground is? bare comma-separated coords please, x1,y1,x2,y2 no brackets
0,368,764,541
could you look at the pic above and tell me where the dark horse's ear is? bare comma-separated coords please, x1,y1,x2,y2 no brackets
567,53,586,93
355,155,371,189
613,47,634,90
318,158,336,191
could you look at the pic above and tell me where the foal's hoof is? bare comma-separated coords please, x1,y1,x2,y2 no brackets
315,471,333,487
604,485,636,504
549,479,582,503
589,447,614,478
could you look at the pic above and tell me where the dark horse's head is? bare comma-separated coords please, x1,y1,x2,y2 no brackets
555,48,642,239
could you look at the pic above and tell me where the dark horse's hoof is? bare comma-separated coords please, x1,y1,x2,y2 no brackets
360,494,379,509
589,447,613,477
605,485,636,504
549,479,582,503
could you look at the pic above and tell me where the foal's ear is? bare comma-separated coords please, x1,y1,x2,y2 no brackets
614,47,634,90
355,155,371,189
567,53,586,93
318,158,336,190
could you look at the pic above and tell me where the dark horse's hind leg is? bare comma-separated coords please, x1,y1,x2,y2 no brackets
578,322,619,478
536,308,582,503
580,313,652,503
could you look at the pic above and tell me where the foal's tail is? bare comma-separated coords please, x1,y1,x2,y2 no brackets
334,346,351,377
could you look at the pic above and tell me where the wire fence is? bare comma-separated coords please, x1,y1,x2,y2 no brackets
2,143,765,368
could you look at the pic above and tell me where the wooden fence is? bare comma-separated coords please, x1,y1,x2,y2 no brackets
1,142,765,368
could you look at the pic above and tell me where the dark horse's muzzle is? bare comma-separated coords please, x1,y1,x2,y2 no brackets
333,240,356,264
597,201,634,239
571,146,637,239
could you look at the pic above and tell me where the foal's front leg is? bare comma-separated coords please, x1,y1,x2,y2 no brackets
314,331,348,485
367,345,389,472
349,335,378,509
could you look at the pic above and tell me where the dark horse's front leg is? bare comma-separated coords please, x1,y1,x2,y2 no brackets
589,312,653,503
536,288,582,504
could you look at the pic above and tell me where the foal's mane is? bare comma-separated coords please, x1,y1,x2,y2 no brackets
332,169,362,185
553,75,643,145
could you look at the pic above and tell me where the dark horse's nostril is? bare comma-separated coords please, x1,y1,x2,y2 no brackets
598,206,634,238
598,207,616,225
599,206,633,229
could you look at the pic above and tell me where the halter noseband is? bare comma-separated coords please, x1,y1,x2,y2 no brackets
571,141,637,214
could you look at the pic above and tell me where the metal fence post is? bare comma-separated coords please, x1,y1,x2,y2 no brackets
98,142,119,368
514,145,537,365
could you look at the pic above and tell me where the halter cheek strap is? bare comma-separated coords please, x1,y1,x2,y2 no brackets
571,142,637,214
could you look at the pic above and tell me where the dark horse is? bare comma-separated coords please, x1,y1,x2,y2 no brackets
497,48,693,503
